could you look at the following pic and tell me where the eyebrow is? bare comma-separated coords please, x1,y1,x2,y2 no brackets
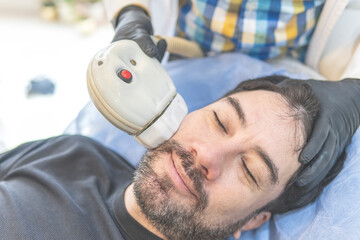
225,97,246,126
254,146,279,185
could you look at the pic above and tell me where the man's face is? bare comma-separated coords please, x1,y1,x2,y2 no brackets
133,90,302,239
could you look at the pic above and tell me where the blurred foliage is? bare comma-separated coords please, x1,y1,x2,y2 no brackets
40,0,106,34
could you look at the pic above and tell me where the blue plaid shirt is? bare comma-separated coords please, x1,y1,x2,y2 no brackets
177,0,325,60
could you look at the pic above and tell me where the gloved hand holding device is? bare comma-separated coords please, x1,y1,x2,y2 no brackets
87,4,188,149
112,5,167,62
297,78,360,190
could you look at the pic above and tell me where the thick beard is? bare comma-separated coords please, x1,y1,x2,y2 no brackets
132,140,256,240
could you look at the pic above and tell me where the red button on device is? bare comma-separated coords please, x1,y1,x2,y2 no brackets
121,70,132,79
118,69,132,83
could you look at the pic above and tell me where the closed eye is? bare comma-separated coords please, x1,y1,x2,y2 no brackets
241,158,259,187
213,111,227,134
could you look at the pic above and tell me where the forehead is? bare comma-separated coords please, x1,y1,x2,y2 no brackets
226,89,298,140
229,90,288,122
224,90,302,183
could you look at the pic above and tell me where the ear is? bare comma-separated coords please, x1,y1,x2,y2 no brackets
232,229,242,239
231,212,271,239
241,211,271,231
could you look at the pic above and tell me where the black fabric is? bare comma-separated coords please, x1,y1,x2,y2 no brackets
0,135,162,240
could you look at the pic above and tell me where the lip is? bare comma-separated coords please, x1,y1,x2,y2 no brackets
169,152,197,199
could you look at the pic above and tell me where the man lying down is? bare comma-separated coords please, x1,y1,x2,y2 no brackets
1,76,359,240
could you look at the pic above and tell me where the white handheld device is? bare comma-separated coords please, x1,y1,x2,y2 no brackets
87,40,188,148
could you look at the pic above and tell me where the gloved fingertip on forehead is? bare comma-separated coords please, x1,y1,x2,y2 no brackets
296,148,345,191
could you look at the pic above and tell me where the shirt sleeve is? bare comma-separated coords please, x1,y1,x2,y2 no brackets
0,139,48,177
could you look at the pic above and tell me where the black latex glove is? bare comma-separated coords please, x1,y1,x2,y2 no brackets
296,78,360,190
111,5,167,62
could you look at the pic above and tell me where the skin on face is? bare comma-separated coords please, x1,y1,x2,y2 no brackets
127,90,303,239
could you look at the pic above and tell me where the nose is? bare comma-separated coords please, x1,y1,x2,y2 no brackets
191,141,225,181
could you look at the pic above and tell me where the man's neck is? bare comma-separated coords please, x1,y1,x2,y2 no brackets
124,183,166,240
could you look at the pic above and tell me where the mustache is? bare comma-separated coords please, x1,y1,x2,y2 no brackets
156,140,208,210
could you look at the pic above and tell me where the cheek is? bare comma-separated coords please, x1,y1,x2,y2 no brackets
203,172,262,219
172,111,207,141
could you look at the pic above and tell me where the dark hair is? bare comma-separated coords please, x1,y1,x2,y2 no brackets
225,75,346,214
